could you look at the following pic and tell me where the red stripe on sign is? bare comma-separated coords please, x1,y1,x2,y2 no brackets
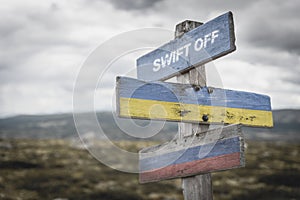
139,152,242,183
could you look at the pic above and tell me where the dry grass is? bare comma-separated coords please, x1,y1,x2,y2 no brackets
0,139,299,200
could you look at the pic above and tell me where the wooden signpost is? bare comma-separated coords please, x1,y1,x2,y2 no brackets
115,11,273,200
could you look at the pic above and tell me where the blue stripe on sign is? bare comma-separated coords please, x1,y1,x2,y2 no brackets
118,77,272,111
140,137,240,172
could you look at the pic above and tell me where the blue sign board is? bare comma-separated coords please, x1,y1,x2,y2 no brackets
137,12,236,81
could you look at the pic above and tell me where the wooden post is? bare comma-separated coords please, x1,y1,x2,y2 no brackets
175,20,213,200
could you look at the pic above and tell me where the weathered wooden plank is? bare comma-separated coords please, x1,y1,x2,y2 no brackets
140,123,242,157
136,12,236,81
139,124,245,183
116,76,273,127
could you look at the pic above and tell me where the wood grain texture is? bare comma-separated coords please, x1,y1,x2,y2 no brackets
175,20,213,200
136,12,236,81
139,124,245,183
183,174,212,200
116,76,273,127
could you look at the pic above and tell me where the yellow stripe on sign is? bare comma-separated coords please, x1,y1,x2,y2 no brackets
119,97,273,127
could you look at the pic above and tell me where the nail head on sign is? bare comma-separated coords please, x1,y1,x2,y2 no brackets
202,115,209,122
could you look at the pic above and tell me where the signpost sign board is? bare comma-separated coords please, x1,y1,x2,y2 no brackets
139,124,244,183
137,12,236,81
116,76,273,127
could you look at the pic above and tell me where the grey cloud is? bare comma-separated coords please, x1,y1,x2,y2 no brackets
231,46,300,69
283,75,300,86
0,2,87,104
50,3,59,11
0,20,23,39
279,72,300,89
188,0,254,10
0,7,77,47
0,3,85,72
245,21,300,55
108,0,164,11
239,1,300,55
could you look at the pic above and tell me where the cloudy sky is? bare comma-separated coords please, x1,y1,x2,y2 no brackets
1,0,300,117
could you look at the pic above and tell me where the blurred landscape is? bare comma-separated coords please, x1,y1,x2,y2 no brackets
1,109,300,141
0,109,299,199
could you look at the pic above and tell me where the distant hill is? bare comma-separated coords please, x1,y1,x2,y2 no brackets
0,112,177,141
0,109,299,142
243,109,300,141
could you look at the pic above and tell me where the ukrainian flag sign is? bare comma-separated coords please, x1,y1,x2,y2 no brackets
116,76,273,127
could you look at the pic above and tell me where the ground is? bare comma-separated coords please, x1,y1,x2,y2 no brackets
0,139,299,200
